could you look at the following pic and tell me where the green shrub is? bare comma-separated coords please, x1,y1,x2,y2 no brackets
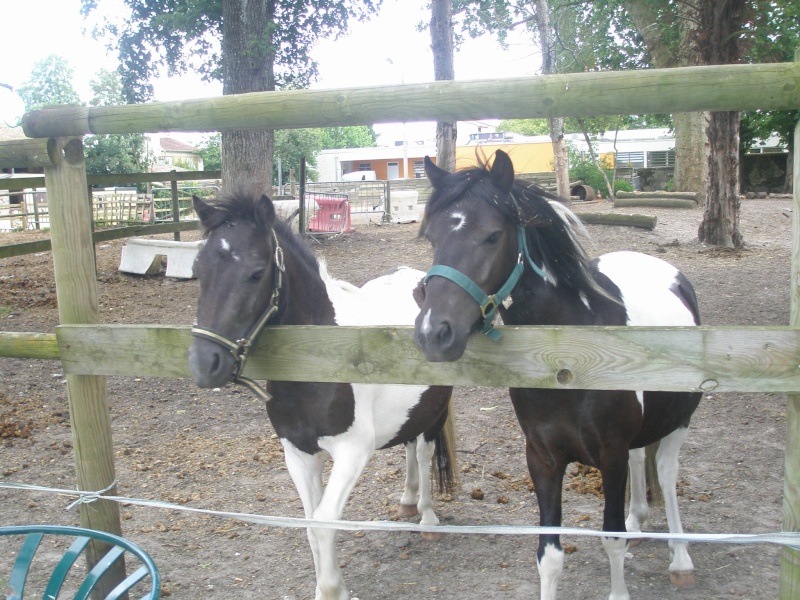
614,180,634,193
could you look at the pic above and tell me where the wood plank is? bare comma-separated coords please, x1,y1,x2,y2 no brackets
20,63,800,138
0,171,222,191
0,332,59,360
0,221,200,259
55,324,800,393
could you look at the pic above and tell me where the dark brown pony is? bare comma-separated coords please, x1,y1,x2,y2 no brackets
414,151,701,600
188,191,455,600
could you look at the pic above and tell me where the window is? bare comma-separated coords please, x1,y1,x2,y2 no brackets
413,161,425,178
647,150,675,168
358,163,372,171
615,151,645,168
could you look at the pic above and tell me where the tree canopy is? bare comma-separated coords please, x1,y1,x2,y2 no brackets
82,0,382,102
17,55,81,111
83,69,147,175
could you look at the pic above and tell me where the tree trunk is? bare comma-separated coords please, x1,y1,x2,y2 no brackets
672,1,708,198
534,0,569,198
625,0,708,198
673,111,709,200
699,111,742,248
221,0,275,195
696,0,746,248
430,0,456,173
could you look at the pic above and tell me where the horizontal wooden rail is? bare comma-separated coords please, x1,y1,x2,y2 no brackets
0,171,222,191
0,138,51,167
12,323,793,393
0,332,59,360
0,221,199,259
18,63,800,138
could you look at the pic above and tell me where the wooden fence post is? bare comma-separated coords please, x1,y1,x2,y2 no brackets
780,110,800,597
170,170,181,241
44,137,126,596
779,49,800,600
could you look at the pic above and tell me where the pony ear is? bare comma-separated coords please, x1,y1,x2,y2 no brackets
256,194,276,225
193,194,218,226
424,156,449,188
489,150,515,193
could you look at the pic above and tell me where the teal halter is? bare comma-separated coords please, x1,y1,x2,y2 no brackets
424,224,547,341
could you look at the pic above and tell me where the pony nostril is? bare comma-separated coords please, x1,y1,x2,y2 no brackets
210,352,221,375
435,321,453,347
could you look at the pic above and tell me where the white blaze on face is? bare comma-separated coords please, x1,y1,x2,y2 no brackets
450,211,466,232
420,308,433,335
219,238,241,261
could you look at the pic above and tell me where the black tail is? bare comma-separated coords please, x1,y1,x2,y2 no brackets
433,395,457,495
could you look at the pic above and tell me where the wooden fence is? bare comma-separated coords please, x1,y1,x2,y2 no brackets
1,58,799,597
0,171,221,255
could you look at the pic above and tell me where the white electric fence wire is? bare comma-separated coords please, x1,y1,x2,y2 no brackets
2,481,798,548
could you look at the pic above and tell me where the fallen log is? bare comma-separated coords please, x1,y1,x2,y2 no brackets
577,212,657,230
613,197,696,209
616,190,699,200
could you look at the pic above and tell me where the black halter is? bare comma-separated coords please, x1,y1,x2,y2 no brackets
191,229,285,401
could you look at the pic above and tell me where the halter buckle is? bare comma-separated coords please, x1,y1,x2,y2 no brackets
480,296,499,320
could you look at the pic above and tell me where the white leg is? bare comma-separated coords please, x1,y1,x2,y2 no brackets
415,435,439,528
282,442,325,583
537,543,564,600
311,441,376,600
656,426,696,588
625,446,649,535
601,536,630,600
398,440,420,517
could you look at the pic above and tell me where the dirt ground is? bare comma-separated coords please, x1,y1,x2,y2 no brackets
0,195,794,599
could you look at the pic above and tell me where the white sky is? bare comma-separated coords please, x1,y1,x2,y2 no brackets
0,0,541,144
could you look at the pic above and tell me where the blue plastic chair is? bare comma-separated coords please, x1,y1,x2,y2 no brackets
1,525,160,600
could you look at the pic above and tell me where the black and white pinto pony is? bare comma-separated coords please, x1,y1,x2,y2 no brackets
413,151,702,600
188,191,455,600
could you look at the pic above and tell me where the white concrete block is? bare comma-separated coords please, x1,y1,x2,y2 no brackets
119,237,205,279
388,190,419,223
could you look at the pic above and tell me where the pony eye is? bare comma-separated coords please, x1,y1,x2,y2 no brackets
249,269,267,282
484,231,503,245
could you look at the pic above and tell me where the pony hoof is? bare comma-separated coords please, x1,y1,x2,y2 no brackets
420,530,443,541
397,504,418,518
670,570,696,589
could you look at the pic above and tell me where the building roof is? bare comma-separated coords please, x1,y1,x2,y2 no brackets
159,137,198,152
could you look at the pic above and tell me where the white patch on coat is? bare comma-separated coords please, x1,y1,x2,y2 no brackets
596,251,696,326
317,263,432,445
219,238,230,252
450,211,466,231
537,543,564,600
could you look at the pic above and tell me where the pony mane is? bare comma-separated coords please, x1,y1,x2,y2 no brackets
200,189,320,272
318,259,362,295
425,163,610,301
